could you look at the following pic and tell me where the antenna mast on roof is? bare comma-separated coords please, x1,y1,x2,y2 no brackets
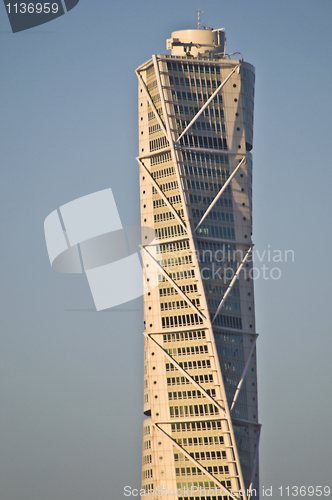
197,9,203,29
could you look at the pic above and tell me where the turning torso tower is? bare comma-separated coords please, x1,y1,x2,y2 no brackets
136,26,260,500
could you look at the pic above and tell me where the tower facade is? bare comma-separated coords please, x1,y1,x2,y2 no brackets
136,27,260,500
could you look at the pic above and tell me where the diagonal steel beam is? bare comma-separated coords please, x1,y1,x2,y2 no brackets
212,247,252,323
230,335,258,411
136,69,168,137
155,422,241,500
175,64,240,144
141,245,206,321
137,158,187,232
144,331,226,414
137,146,171,160
195,156,246,232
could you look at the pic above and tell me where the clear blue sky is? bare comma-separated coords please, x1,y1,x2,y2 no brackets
1,1,332,498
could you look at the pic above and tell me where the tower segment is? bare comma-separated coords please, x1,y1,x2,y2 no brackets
136,27,260,500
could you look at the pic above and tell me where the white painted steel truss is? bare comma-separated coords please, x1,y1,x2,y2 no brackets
154,421,242,500
137,157,187,231
175,64,240,144
141,245,206,322
212,246,252,323
195,156,247,232
230,334,258,412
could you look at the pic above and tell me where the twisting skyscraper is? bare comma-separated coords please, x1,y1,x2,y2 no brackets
136,26,260,500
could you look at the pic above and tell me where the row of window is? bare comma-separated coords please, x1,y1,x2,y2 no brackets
176,436,224,446
167,345,208,356
171,420,222,433
224,374,241,388
169,388,216,400
148,123,161,135
175,450,226,461
160,298,199,311
142,484,154,494
147,79,157,90
244,109,254,126
204,285,239,301
152,180,178,193
178,491,232,499
183,165,229,180
146,65,155,77
142,454,152,464
143,425,150,435
158,239,190,253
170,403,219,418
169,373,214,386
142,469,153,479
241,67,255,83
213,314,242,329
166,269,195,282
160,255,192,267
150,151,172,165
178,359,211,370
149,135,169,152
213,331,244,346
154,194,182,210
196,224,235,240
175,104,225,120
156,224,185,240
208,298,241,313
169,390,203,400
152,165,175,179
169,75,223,89
143,439,151,449
242,95,254,111
241,82,254,98
154,211,175,223
185,179,231,195
179,134,228,151
150,92,160,105
148,107,163,121
196,241,236,259
230,404,249,421
159,286,178,297
172,91,223,105
153,203,184,218
178,120,226,135
220,359,245,375
166,61,222,75
180,283,198,294
189,194,233,209
163,330,206,342
162,314,203,329
193,209,234,224
175,465,229,477
181,150,229,164
167,376,190,386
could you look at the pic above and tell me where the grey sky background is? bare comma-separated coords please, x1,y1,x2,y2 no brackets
1,1,332,498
